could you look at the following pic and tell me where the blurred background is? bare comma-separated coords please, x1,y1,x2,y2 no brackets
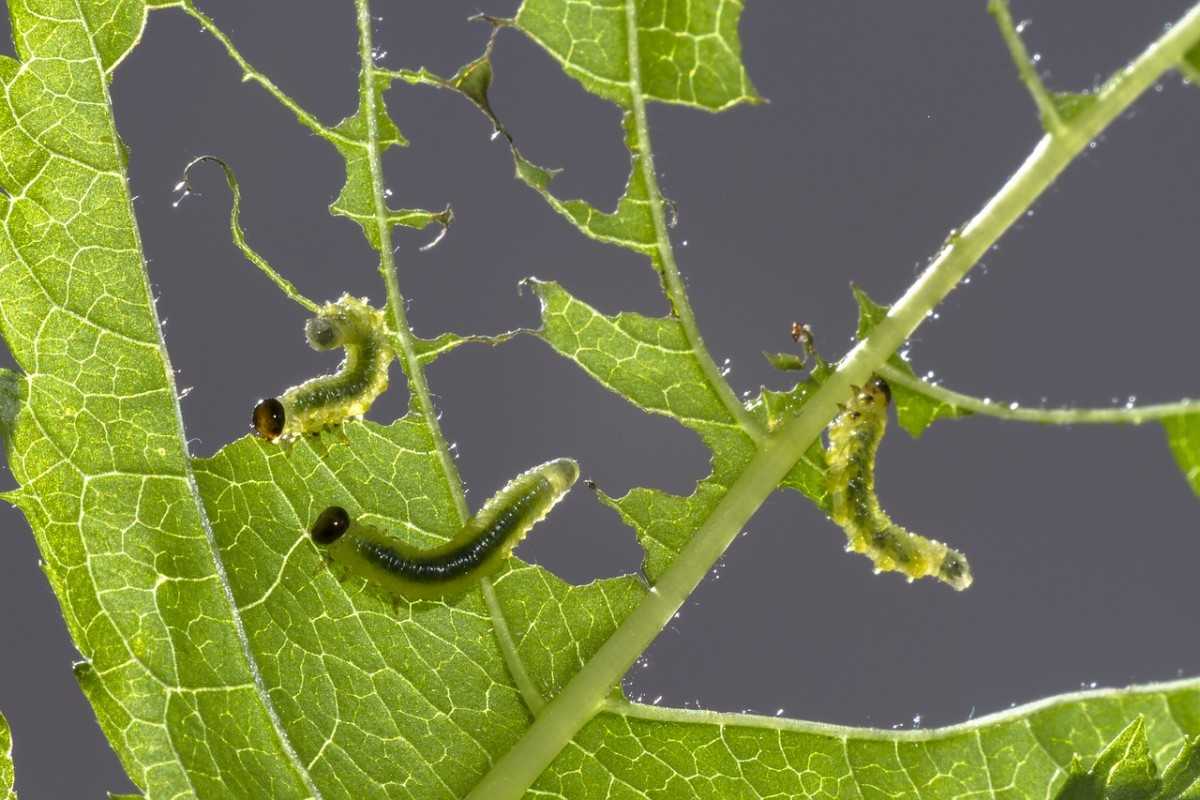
1,1,1199,794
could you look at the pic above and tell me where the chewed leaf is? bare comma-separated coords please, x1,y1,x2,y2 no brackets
0,711,12,800
513,0,760,111
1164,413,1200,499
329,73,452,248
531,279,825,578
412,329,523,366
193,417,642,793
413,0,757,266
517,113,658,255
852,285,973,437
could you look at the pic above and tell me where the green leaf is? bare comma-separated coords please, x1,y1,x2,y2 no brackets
0,370,19,447
0,1,334,794
529,681,1200,800
190,417,644,797
852,285,974,437
1054,717,1161,799
1159,735,1200,799
530,279,827,579
0,711,13,800
1164,413,1200,498
514,0,761,112
7,3,1200,797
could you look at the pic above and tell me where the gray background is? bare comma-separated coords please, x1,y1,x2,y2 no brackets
2,1,1199,795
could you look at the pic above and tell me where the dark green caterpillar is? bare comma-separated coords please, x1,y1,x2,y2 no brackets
253,294,393,442
827,377,972,590
311,458,579,600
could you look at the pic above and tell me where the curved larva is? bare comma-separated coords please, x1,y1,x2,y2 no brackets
826,377,973,590
310,458,580,600
252,294,393,442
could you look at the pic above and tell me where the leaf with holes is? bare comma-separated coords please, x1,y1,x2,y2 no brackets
6,1,1200,798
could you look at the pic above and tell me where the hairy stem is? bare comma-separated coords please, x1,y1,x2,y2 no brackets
878,364,1200,426
466,4,1200,796
353,0,469,524
621,0,762,439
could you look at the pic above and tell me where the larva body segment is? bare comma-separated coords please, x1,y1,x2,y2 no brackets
827,377,972,590
253,295,393,442
311,458,580,600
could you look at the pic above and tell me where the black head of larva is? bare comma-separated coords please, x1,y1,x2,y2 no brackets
311,506,351,545
252,398,286,440
305,317,341,350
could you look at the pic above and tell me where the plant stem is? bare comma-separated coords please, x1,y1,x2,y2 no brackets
353,0,469,524
620,0,762,440
466,4,1200,796
988,0,1064,135
878,364,1200,426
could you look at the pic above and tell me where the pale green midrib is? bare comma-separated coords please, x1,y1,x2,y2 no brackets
620,0,763,441
606,676,1200,742
878,363,1200,426
354,0,547,748
464,5,1200,797
67,2,321,796
482,577,545,714
352,0,469,525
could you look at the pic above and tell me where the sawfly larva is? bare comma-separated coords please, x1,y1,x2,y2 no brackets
827,377,973,590
310,458,579,600
253,294,393,442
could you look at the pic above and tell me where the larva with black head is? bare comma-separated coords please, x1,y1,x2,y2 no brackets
310,458,580,600
252,294,393,442
826,377,973,590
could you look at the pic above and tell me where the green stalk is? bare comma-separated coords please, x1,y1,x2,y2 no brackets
466,4,1200,796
